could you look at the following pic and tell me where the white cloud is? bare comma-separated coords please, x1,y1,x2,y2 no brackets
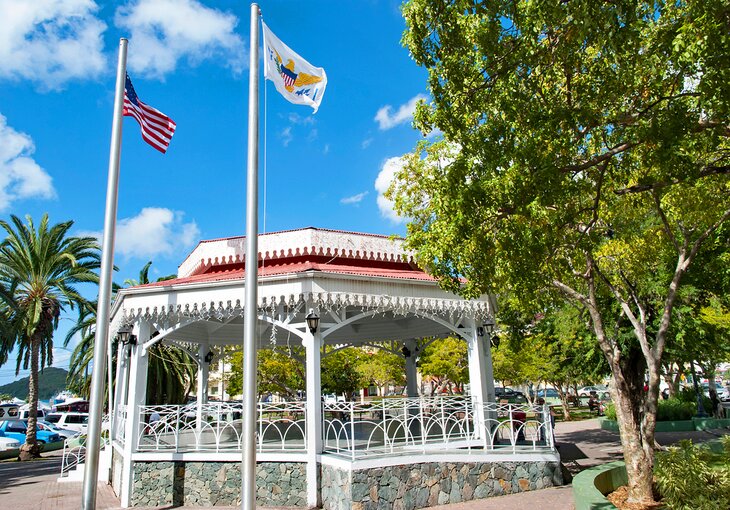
52,347,73,366
280,127,293,147
374,157,407,223
0,0,106,89
115,0,244,78
80,207,199,259
323,144,330,155
374,94,428,130
361,138,373,149
0,114,55,211
340,191,368,205
288,113,314,126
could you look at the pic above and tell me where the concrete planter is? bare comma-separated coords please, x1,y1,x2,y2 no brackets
572,461,626,510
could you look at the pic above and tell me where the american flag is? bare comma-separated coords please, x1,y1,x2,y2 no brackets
123,74,176,153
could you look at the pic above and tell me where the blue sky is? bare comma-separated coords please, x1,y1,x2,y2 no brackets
0,0,430,386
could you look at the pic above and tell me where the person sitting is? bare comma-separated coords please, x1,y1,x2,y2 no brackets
511,408,526,442
588,394,600,413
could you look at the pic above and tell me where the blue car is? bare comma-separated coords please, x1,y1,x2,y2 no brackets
0,419,61,444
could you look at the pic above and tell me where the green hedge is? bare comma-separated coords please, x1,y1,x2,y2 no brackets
604,391,713,422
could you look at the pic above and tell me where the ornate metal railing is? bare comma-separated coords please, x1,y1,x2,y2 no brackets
125,398,553,458
136,401,306,453
59,416,111,478
322,398,553,458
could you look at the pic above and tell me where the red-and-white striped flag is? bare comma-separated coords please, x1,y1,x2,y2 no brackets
123,74,176,153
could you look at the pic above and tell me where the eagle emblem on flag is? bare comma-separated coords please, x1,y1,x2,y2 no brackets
272,49,324,93
262,21,327,113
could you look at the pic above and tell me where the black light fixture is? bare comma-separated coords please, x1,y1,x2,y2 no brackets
117,324,137,346
204,350,215,364
305,309,320,334
490,334,500,349
483,316,496,335
476,326,485,337
401,345,411,358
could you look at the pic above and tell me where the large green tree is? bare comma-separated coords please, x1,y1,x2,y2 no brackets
227,346,306,400
419,337,468,394
321,347,366,399
396,0,729,503
356,348,406,396
0,214,99,460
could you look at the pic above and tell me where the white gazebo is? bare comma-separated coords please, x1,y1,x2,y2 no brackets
105,228,561,509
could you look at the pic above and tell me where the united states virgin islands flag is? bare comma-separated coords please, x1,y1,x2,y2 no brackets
262,22,327,113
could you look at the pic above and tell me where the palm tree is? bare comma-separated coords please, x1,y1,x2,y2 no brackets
0,214,99,460
65,261,195,405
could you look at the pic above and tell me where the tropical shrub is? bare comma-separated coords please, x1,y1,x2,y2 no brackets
605,403,616,421
654,440,730,510
656,399,697,422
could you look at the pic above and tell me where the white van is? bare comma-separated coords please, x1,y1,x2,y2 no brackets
18,408,47,420
45,412,88,433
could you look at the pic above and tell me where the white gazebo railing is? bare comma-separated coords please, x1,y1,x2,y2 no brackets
123,397,554,458
135,401,306,452
323,397,554,458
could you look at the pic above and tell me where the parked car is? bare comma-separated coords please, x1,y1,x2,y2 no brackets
0,430,21,451
323,394,345,404
0,403,20,419
720,386,730,402
37,420,78,440
18,408,47,420
577,385,608,397
536,388,560,399
0,420,61,444
495,387,527,403
44,412,88,434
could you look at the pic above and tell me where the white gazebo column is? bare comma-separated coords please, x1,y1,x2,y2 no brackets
404,339,419,397
120,321,151,508
466,317,491,444
196,342,210,430
303,325,322,508
111,339,127,439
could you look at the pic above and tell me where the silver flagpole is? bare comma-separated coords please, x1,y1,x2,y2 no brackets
241,4,260,510
82,37,128,510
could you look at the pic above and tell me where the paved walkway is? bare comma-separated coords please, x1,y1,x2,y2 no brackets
2,418,727,510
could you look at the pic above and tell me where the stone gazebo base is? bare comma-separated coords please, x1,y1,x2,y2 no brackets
115,454,563,508
321,457,563,509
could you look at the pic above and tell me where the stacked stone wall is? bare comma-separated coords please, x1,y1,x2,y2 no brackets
321,461,562,510
131,461,306,507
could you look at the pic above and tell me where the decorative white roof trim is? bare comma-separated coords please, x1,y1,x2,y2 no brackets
178,228,415,277
118,291,492,331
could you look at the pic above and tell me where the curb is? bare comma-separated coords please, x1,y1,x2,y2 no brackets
572,460,625,510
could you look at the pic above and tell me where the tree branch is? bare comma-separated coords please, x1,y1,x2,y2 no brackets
614,165,730,196
563,142,637,173
652,190,679,252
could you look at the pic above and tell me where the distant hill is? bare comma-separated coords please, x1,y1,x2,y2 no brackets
0,367,69,401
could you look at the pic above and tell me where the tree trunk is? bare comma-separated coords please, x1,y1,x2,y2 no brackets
608,347,657,505
19,336,41,461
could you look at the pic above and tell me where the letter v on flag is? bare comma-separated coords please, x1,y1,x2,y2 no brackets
262,22,327,113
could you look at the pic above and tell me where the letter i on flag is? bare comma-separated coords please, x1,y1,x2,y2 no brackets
262,22,327,113
123,74,177,153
